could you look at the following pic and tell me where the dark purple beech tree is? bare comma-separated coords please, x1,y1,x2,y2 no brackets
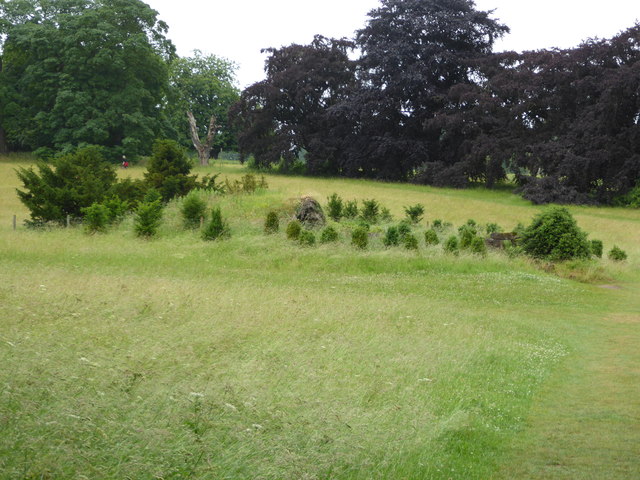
230,35,356,171
349,0,509,181
480,24,640,203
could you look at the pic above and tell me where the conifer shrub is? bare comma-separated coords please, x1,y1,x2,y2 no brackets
360,199,380,223
326,193,344,221
286,220,302,240
444,235,459,255
16,146,118,225
521,207,590,261
404,204,425,224
397,220,412,239
485,223,502,234
470,236,488,256
458,224,477,249
181,194,207,229
608,245,628,261
320,226,339,243
383,226,400,247
590,239,603,258
202,207,229,241
351,226,369,249
298,229,316,247
424,229,439,246
134,198,163,238
432,219,443,230
264,211,279,234
380,207,393,222
144,139,197,202
343,200,358,219
403,233,419,250
103,196,131,224
82,203,110,234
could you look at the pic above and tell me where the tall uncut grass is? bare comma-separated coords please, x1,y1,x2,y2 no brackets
1,157,639,479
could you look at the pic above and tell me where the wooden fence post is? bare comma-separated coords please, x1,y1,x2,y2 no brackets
200,216,204,229
13,215,17,231
66,215,71,228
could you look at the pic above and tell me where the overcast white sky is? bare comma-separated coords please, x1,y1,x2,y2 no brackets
144,0,640,88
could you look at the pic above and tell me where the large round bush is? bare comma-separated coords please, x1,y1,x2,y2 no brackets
521,207,590,261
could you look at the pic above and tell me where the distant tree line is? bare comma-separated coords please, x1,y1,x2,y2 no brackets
0,0,239,161
232,0,640,205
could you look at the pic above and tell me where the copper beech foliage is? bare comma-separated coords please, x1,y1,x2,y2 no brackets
233,0,640,204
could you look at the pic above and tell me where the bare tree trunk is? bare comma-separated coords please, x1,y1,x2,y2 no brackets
187,111,217,166
0,126,8,155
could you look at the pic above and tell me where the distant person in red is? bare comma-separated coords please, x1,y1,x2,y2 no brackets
121,155,129,168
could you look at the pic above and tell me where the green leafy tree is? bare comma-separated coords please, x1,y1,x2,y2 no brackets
165,51,240,164
0,0,174,157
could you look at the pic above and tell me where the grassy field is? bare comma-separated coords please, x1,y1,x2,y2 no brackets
1,156,639,479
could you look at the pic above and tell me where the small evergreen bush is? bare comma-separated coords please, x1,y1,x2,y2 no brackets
590,239,603,258
202,207,229,241
326,193,343,221
134,199,163,238
397,221,412,239
144,139,197,202
264,211,279,234
608,246,628,261
343,200,358,219
403,233,419,250
424,229,439,246
432,219,443,230
351,227,369,249
360,199,380,224
286,220,302,240
320,226,339,243
470,236,488,256
380,207,393,222
383,226,400,247
404,204,425,224
521,207,590,261
103,196,131,224
485,223,502,235
82,203,110,234
458,225,477,250
444,235,459,255
298,230,316,247
181,194,207,229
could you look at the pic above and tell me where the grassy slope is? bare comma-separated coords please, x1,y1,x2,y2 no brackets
1,158,639,479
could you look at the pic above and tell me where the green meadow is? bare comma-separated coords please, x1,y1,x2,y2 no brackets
1,156,639,479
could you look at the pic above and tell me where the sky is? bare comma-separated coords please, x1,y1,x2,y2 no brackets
144,0,640,88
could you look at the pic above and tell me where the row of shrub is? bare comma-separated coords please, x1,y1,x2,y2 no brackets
265,200,628,262
17,139,268,228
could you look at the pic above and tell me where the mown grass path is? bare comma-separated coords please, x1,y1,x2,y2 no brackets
499,283,640,479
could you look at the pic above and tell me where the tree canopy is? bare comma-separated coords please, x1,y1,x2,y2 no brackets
233,0,640,204
165,50,240,159
0,0,174,158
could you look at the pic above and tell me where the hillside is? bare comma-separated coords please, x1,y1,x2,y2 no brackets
1,157,639,479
